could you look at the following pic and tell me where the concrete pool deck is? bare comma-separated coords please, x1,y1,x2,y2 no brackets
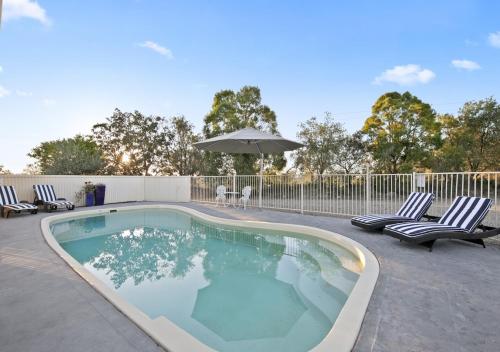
1,202,499,352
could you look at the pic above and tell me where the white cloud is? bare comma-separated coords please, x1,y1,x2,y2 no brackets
42,98,56,106
0,66,3,73
488,31,500,48
139,41,174,59
0,86,11,98
16,89,33,96
3,0,51,26
373,64,435,85
451,59,481,71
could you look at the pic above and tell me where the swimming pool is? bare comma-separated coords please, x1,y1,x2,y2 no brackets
42,205,378,352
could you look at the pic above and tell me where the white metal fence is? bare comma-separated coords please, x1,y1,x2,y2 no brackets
191,172,500,228
1,172,498,230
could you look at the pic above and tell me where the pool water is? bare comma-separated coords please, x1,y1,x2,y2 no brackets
51,209,360,352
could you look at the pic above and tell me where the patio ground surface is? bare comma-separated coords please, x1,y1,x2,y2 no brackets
1,202,499,352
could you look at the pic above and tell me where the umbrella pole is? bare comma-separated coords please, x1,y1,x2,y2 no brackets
259,153,263,209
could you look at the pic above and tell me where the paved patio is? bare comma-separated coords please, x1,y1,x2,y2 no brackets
0,202,499,352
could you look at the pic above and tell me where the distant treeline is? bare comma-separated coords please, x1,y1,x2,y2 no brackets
15,87,499,176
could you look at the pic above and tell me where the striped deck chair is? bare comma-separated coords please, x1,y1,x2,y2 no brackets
0,185,38,218
384,196,498,251
351,192,435,231
33,184,75,212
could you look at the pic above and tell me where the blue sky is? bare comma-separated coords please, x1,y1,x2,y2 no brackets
1,0,499,172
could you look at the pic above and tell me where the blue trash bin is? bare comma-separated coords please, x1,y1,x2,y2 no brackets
85,192,95,207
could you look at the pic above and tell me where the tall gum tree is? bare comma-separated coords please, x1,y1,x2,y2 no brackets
437,97,499,171
361,91,441,173
202,86,286,175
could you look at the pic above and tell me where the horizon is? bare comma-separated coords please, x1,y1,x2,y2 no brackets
1,0,500,173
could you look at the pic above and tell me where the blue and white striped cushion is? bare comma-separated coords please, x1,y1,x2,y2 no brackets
4,203,37,210
385,222,468,237
352,214,413,225
34,184,58,202
353,192,434,225
1,186,37,211
395,192,434,220
0,185,20,205
47,200,74,207
438,196,493,232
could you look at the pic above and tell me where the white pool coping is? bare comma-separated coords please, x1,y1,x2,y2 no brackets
41,204,379,352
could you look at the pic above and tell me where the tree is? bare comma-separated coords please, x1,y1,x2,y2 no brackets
22,164,40,175
161,116,203,175
0,165,11,175
335,131,367,174
431,114,465,171
361,91,441,173
28,135,104,175
435,98,499,171
92,109,168,175
202,86,286,175
294,113,367,174
293,113,346,174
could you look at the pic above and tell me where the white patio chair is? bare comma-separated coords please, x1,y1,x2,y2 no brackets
215,185,226,207
239,186,252,210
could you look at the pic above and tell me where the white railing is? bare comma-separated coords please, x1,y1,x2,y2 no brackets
1,172,498,230
191,172,500,228
191,174,397,216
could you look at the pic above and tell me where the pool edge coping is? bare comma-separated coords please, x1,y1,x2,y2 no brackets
40,204,379,352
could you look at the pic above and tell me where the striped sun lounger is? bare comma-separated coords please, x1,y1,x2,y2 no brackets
34,184,75,212
384,196,499,251
351,192,435,230
0,185,38,218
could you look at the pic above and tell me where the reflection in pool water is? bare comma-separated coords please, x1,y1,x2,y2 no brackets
52,209,359,352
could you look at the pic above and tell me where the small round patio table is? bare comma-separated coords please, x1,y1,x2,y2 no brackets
224,191,240,208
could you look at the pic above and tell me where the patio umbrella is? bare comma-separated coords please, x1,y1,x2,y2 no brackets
193,127,304,208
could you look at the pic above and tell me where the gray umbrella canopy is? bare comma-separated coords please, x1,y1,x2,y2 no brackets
193,127,303,154
194,127,304,208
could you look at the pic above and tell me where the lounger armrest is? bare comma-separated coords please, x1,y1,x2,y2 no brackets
422,214,440,222
56,197,67,201
468,226,500,239
477,224,496,232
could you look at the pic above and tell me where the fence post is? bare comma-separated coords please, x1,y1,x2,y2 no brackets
259,176,263,209
412,172,416,193
300,180,304,214
233,173,236,193
365,167,371,214
189,176,192,202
